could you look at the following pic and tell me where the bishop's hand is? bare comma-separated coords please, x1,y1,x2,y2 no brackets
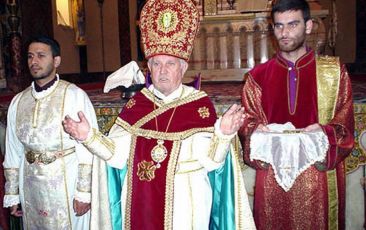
63,111,90,141
220,104,245,135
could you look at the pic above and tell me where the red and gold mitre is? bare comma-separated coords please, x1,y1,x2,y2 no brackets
140,0,199,61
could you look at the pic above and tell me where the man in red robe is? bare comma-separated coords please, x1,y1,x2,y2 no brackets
238,0,354,229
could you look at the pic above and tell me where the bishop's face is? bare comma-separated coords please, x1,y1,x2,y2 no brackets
28,42,60,86
148,55,188,96
273,10,313,54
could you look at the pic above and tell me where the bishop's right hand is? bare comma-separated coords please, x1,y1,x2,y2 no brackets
63,111,90,141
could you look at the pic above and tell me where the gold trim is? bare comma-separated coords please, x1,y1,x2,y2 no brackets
4,168,19,195
316,55,340,230
116,117,214,141
316,56,340,125
83,128,116,161
207,134,219,160
83,128,97,146
232,146,244,229
124,135,137,230
164,141,181,230
77,164,92,193
61,157,73,228
61,82,73,228
175,167,204,175
327,169,339,230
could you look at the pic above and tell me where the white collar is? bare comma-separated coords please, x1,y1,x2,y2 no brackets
148,84,183,103
31,74,60,100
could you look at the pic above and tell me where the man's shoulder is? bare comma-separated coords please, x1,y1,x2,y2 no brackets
59,80,86,93
248,57,277,77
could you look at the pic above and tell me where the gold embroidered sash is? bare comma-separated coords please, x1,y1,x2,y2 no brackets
316,55,340,230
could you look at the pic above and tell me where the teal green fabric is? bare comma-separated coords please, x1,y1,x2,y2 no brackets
106,152,235,230
107,165,127,230
208,152,236,230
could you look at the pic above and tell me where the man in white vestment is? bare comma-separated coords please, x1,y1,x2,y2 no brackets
3,36,98,229
62,0,256,229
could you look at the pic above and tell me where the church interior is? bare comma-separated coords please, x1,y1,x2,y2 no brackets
0,0,366,229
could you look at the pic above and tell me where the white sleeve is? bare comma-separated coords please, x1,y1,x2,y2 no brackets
64,86,97,203
195,117,235,172
82,121,131,170
3,94,24,207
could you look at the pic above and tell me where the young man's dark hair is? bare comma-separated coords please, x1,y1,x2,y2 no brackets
28,36,61,57
271,0,311,22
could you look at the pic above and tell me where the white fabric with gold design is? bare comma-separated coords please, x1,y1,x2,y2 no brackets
89,84,256,230
250,122,329,191
3,75,98,229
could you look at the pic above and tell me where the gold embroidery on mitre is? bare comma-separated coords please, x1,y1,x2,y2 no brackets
137,160,157,181
126,98,136,109
158,10,178,32
198,106,210,119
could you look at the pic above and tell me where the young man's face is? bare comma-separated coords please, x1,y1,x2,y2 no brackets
27,42,60,83
148,55,187,96
273,10,313,53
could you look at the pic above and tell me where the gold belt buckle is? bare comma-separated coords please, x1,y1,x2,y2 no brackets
25,148,74,165
26,151,57,164
25,151,40,164
38,153,57,165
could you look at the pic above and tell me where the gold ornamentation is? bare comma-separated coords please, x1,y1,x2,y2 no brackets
77,164,92,193
204,0,217,16
25,147,75,165
198,106,210,119
140,0,199,61
135,88,208,128
137,160,157,181
158,10,178,32
151,140,168,168
283,129,303,134
316,56,340,124
4,168,19,195
126,98,136,109
116,117,214,141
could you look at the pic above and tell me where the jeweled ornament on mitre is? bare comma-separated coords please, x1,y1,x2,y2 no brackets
140,0,199,61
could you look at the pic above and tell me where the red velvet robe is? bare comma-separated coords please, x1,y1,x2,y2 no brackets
118,89,217,229
238,50,354,230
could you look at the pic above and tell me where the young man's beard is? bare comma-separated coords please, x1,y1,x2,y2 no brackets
277,31,306,53
32,74,50,80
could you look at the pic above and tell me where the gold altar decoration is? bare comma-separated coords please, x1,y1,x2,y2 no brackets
346,103,366,173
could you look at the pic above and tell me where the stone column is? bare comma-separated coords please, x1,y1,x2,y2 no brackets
260,32,268,64
246,32,255,69
232,23,242,69
219,26,228,69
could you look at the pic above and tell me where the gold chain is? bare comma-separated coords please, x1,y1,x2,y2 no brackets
153,88,184,132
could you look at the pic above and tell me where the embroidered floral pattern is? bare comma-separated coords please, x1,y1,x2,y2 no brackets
126,98,136,109
137,160,156,181
198,106,210,119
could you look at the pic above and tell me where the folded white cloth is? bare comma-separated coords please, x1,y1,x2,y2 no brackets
103,61,145,93
250,122,329,192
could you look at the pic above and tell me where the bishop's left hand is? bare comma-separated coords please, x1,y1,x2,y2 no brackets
220,104,245,135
